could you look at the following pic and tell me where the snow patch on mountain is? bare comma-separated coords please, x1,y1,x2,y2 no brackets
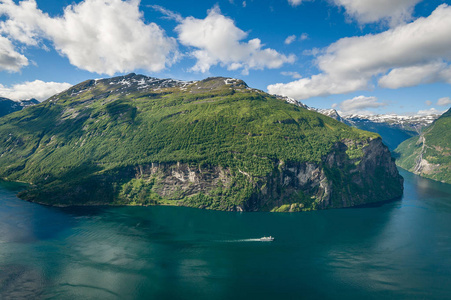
275,94,440,129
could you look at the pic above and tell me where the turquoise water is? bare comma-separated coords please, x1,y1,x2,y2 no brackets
1,169,451,299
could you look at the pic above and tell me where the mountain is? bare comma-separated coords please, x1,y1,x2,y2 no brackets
315,109,346,123
344,113,437,129
395,108,451,184
342,114,438,150
293,101,438,150
0,97,39,117
0,74,403,211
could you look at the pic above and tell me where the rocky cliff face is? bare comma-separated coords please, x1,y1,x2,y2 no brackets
119,137,402,212
319,138,403,208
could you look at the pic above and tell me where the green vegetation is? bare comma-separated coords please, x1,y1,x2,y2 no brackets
395,108,451,184
0,74,390,210
345,141,364,160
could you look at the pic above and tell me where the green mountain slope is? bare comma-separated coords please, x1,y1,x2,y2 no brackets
0,74,403,211
395,108,451,184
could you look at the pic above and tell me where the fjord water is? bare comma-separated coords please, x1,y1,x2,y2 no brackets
1,169,451,299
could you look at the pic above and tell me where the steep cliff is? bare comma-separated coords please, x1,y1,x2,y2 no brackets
115,137,402,212
395,108,451,184
0,74,403,211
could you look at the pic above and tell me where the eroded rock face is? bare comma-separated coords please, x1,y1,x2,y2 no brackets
135,163,233,200
129,138,403,211
318,138,403,209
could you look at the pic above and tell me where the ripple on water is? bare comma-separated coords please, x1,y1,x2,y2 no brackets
1,172,451,299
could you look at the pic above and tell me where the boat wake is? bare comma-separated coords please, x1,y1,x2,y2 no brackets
221,238,274,243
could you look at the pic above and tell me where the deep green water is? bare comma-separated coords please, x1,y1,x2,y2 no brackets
1,169,451,299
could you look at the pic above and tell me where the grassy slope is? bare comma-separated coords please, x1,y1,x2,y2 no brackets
395,108,451,183
0,76,379,207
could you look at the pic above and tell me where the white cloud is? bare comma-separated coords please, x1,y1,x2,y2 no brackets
242,1,247,8
0,0,44,46
268,4,451,100
288,0,421,25
300,33,308,41
303,47,320,56
0,35,28,72
268,73,368,99
288,0,304,6
417,107,445,116
285,35,296,45
0,80,72,101
281,71,302,79
285,33,308,45
0,0,177,75
333,0,422,26
150,5,183,22
437,97,451,106
336,95,386,115
175,6,295,74
425,100,432,106
378,62,451,89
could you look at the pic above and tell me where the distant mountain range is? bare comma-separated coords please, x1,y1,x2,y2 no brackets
277,95,440,150
0,97,39,118
339,113,438,150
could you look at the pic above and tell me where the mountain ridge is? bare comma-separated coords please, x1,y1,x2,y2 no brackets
0,97,39,118
0,74,403,211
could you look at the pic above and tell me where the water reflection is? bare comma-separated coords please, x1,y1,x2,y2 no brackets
1,172,451,299
326,170,451,299
408,169,451,200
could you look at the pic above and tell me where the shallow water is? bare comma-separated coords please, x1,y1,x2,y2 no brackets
1,169,451,299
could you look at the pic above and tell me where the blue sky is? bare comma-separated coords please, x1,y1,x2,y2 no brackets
0,0,451,116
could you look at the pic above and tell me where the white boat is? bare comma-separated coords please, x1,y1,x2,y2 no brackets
259,236,274,241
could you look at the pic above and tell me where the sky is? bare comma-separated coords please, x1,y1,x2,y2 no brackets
0,0,451,116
